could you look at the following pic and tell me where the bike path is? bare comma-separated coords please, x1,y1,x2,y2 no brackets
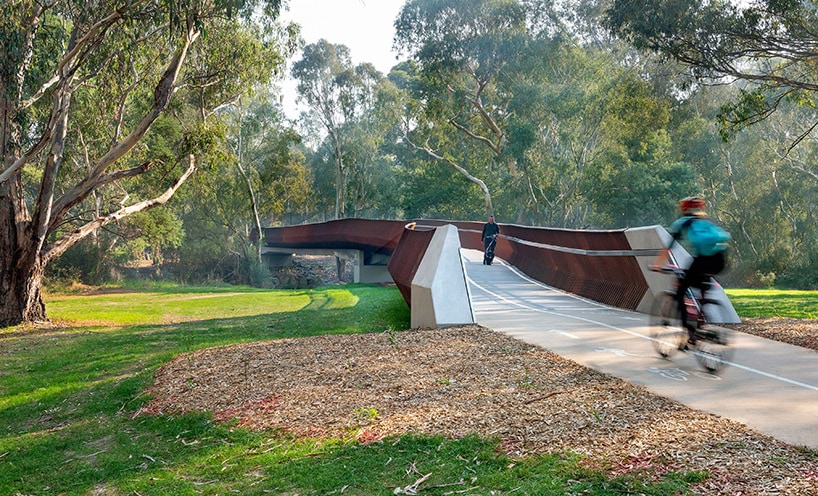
462,249,818,450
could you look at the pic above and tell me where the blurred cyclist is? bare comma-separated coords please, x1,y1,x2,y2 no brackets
654,197,731,345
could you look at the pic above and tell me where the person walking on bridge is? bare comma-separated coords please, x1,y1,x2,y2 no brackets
481,215,500,265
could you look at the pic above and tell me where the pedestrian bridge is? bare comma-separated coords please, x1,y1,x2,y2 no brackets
254,219,818,452
254,218,739,327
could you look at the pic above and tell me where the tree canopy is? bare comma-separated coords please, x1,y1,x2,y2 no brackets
0,0,293,324
606,0,818,143
5,0,818,327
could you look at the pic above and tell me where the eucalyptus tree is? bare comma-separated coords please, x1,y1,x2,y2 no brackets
292,40,382,219
394,0,536,217
715,104,818,287
606,0,818,147
225,96,311,263
0,0,286,325
174,96,310,285
342,77,404,218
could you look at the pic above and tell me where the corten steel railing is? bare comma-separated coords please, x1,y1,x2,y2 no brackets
493,225,648,310
255,219,407,264
408,220,649,310
386,224,437,306
256,219,652,311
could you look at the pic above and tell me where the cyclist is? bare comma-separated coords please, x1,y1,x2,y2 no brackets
654,197,730,346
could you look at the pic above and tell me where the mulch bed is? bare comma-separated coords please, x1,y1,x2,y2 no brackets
726,318,818,352
144,325,818,495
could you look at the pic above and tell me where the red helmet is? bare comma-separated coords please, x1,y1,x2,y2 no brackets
679,196,705,213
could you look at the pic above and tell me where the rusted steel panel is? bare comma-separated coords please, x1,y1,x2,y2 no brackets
258,219,407,262
480,223,646,310
255,219,649,311
386,225,436,306
417,221,646,310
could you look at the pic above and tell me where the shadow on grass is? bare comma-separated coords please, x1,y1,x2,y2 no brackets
0,285,410,494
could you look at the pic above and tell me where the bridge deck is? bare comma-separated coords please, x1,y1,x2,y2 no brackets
463,248,818,450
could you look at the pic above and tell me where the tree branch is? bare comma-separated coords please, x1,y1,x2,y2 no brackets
48,24,200,232
448,117,501,154
32,84,72,248
43,155,196,264
785,120,818,157
19,74,59,110
404,134,494,216
469,76,503,140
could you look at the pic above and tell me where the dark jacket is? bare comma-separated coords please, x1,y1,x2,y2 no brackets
481,221,500,242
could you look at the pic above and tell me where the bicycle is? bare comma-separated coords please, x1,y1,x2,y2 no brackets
648,264,733,373
483,234,497,265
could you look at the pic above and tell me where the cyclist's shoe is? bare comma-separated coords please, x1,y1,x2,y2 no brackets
686,326,698,348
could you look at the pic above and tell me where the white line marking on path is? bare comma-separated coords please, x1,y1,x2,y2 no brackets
494,259,629,312
647,367,722,382
593,347,647,358
466,271,818,393
549,329,580,339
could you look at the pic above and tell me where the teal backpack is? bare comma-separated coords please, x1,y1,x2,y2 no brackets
683,217,731,256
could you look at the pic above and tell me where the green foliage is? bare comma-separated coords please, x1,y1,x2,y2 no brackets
606,0,818,136
160,93,313,285
352,406,380,425
399,155,485,220
116,209,185,265
237,256,275,288
585,159,696,227
46,240,109,285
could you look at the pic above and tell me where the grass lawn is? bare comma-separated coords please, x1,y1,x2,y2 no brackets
0,283,701,495
724,288,818,319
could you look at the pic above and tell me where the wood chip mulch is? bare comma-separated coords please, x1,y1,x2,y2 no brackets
726,318,818,352
143,326,818,495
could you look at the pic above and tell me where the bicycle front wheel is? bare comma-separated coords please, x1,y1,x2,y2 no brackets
694,300,734,373
649,292,687,358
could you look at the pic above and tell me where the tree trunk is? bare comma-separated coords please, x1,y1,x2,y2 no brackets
0,60,45,326
0,207,46,325
330,131,345,219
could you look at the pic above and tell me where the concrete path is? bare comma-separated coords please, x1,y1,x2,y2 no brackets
462,249,818,450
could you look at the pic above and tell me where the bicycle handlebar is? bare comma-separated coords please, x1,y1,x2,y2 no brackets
649,264,686,278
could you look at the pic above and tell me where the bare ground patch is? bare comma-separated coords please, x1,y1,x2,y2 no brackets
144,326,818,495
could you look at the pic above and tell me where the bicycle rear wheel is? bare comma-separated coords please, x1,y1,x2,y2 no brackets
649,292,687,358
693,300,733,373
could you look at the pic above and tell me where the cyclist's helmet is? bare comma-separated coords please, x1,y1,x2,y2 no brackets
679,196,705,214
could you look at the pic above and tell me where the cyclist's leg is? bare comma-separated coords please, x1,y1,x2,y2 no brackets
682,257,709,343
698,252,725,302
673,282,695,345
